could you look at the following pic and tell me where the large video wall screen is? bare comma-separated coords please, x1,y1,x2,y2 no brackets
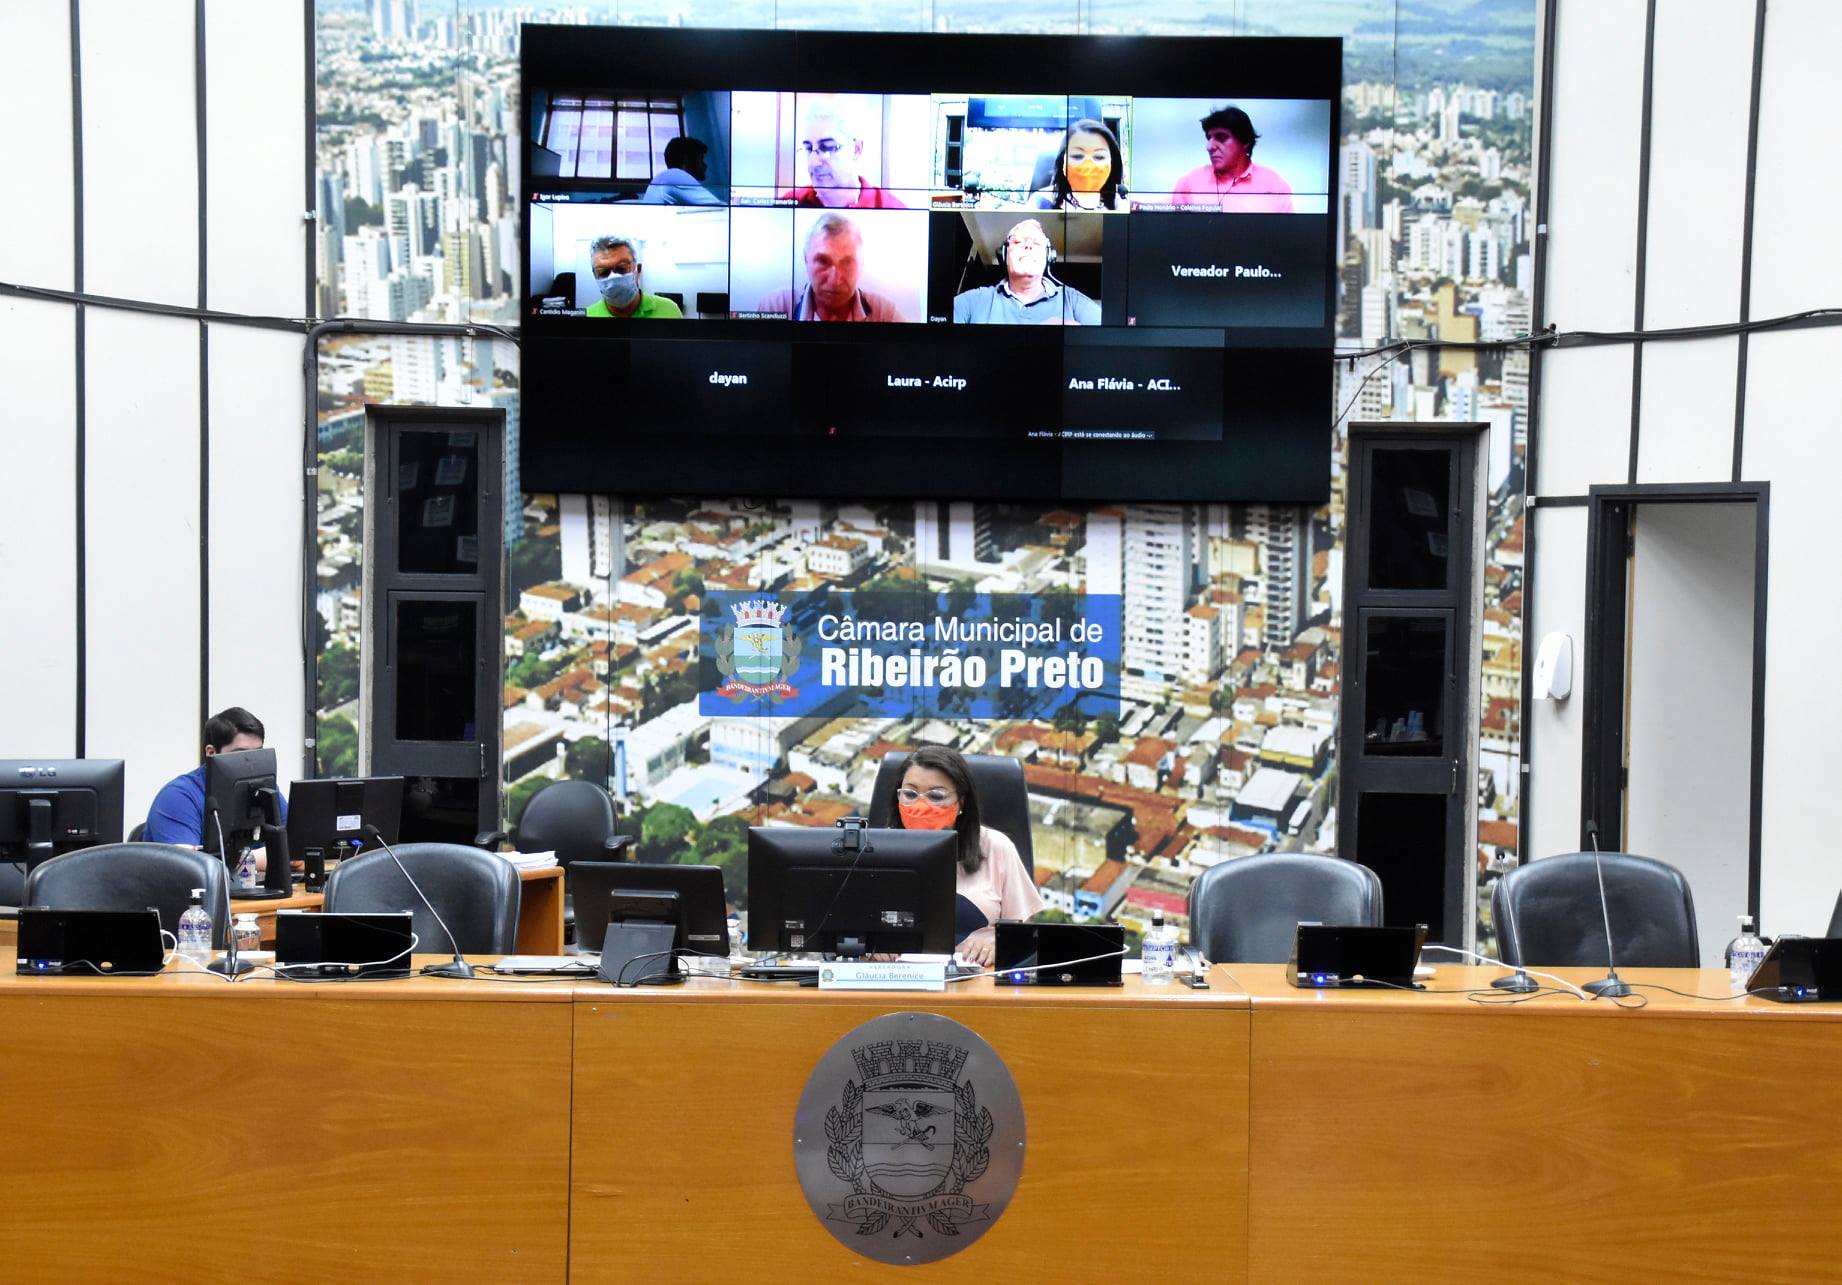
521,27,1340,502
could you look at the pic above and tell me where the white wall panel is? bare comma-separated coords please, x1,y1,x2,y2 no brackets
1541,0,1647,334
1635,336,1737,483
1641,0,1754,329
1533,345,1631,495
0,299,78,754
79,0,196,307
1748,0,1842,321
83,309,200,827
206,325,304,795
1525,504,1587,859
1739,327,1842,935
0,1,75,290
205,0,306,316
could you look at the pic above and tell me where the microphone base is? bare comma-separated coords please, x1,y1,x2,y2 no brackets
421,959,476,979
1583,974,1632,998
1491,970,1540,993
207,955,258,976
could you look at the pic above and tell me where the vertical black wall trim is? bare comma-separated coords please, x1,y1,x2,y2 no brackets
1519,0,1561,864
1748,488,1770,924
1626,0,1658,485
70,0,87,757
303,0,320,778
197,0,210,731
1732,0,1768,482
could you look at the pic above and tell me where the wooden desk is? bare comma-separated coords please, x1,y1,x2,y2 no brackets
0,960,573,1280
232,863,565,954
568,971,1251,1282
1227,962,1842,1281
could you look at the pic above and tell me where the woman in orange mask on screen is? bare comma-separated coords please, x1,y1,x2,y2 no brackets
1030,118,1127,212
888,746,1043,967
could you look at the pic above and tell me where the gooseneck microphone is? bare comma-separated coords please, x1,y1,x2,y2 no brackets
205,803,255,976
1581,820,1632,999
361,825,473,979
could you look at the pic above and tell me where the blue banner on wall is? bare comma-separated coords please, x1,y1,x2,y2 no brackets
699,589,1121,721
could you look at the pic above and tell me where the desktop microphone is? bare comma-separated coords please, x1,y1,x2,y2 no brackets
205,804,254,976
1581,819,1632,999
361,824,473,979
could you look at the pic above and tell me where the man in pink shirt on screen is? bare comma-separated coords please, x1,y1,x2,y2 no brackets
1168,105,1296,213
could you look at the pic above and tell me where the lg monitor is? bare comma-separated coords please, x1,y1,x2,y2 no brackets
286,776,404,889
0,758,126,875
746,818,957,958
570,860,731,962
203,749,291,900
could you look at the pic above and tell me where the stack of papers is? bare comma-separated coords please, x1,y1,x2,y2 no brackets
493,849,558,871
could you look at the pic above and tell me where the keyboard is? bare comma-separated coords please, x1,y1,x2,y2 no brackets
493,954,598,976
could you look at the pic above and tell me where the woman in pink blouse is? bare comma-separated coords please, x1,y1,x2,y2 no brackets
888,746,1044,966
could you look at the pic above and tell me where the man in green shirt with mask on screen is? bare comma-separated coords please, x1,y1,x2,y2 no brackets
585,234,684,318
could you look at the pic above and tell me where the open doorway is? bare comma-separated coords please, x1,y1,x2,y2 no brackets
1581,484,1768,965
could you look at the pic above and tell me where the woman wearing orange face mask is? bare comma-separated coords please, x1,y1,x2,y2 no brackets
1030,119,1127,212
886,745,1044,968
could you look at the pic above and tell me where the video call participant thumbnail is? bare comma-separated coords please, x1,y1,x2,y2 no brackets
782,95,908,210
762,213,908,322
1030,118,1128,213
953,217,1100,325
640,136,724,205
1169,106,1294,212
586,235,684,318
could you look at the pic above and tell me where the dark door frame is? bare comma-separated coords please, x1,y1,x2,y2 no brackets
1580,481,1769,919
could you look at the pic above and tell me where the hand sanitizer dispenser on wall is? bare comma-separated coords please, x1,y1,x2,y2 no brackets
1532,633,1573,701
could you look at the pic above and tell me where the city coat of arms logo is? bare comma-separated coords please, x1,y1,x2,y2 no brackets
713,597,801,702
793,1012,1025,1265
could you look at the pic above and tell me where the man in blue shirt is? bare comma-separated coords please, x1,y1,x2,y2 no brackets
145,707,287,851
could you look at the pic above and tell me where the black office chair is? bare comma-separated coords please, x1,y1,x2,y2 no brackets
324,842,521,954
1188,854,1385,963
1826,890,1842,939
127,822,147,842
477,779,632,946
24,842,232,948
1492,852,1699,968
867,752,1034,876
1,857,25,905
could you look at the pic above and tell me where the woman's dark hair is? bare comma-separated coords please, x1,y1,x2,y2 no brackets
890,745,983,874
1052,118,1125,209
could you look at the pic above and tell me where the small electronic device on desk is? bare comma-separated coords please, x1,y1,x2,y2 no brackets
993,919,1125,985
1286,923,1428,990
286,776,404,891
16,907,163,975
274,910,413,979
1746,937,1842,1002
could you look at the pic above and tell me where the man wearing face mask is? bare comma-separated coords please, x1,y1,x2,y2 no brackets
951,218,1100,325
881,746,1042,969
585,235,684,318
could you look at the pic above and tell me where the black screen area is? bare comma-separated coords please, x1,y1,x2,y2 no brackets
521,27,1340,502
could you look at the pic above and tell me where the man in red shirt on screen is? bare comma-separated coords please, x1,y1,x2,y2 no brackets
779,97,908,210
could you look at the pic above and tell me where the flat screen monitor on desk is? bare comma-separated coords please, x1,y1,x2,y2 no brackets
571,860,731,961
286,777,404,887
746,818,956,958
203,749,290,900
0,758,126,876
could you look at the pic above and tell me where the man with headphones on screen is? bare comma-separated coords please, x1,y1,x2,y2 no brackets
951,218,1100,325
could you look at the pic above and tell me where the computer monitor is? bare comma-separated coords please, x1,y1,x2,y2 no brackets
203,748,291,899
746,818,957,958
0,758,126,873
286,777,404,884
571,860,730,960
